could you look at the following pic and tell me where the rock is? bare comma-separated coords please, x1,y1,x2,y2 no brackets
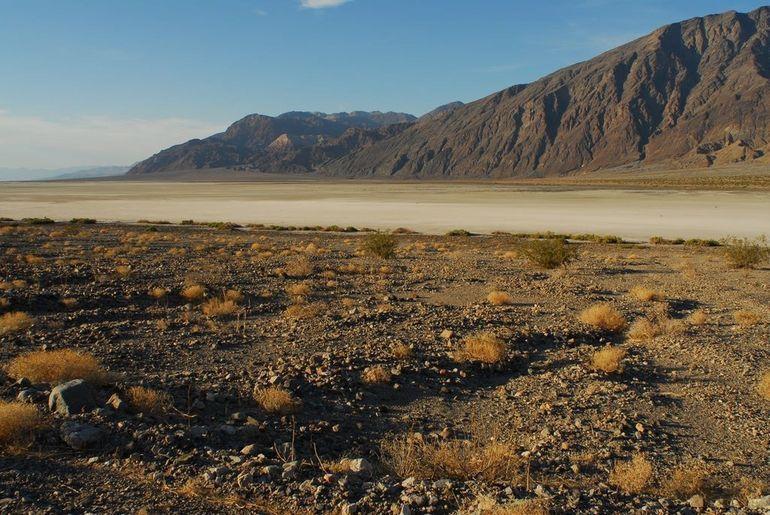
393,504,412,515
432,479,452,490
282,461,299,479
236,471,255,488
16,389,37,403
688,495,704,509
106,393,126,412
440,330,453,340
261,465,281,478
60,421,103,450
240,444,258,456
342,458,373,476
49,380,97,416
748,495,770,509
401,477,416,489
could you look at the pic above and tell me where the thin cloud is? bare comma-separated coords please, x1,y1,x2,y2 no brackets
0,109,222,169
300,0,352,9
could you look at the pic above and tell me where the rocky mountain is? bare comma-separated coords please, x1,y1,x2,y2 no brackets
419,101,465,121
127,111,416,175
322,7,770,178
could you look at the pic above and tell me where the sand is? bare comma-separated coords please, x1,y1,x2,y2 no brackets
0,181,768,240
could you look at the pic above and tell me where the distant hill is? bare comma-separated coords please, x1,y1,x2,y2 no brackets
0,165,129,181
52,166,131,180
418,101,465,121
323,7,770,177
126,111,416,176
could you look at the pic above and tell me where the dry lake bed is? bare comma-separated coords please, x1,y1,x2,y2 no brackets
0,181,768,240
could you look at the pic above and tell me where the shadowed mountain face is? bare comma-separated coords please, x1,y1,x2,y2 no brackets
127,111,417,175
130,7,769,179
322,7,770,178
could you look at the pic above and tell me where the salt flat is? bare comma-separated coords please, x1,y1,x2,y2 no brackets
0,181,768,240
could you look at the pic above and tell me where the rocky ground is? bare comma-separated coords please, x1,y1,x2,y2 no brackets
0,221,768,514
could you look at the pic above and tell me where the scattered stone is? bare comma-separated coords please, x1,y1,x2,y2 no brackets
60,421,103,450
49,380,98,416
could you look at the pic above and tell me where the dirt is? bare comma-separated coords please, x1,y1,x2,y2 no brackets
0,222,768,514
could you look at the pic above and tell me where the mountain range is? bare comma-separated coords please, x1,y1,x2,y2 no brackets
128,7,770,179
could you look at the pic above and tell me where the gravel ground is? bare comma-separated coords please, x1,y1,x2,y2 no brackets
0,222,768,514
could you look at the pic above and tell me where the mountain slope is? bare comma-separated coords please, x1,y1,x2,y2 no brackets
127,111,416,175
322,7,770,178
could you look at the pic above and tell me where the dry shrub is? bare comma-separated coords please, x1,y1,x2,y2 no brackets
286,282,311,297
24,254,45,265
362,233,398,259
629,285,665,302
285,256,314,278
487,291,514,306
579,303,626,332
126,386,171,416
609,454,653,494
181,284,206,302
7,349,108,384
381,432,522,482
115,265,131,278
253,387,301,415
284,302,325,319
362,365,391,384
734,310,762,327
0,401,43,448
392,343,412,360
591,346,626,374
722,236,769,269
663,461,711,499
149,287,168,300
0,279,28,291
202,298,238,317
60,297,78,309
0,311,33,335
686,310,707,326
464,495,549,515
519,238,577,269
757,372,770,401
0,298,9,309
628,316,685,341
455,333,507,364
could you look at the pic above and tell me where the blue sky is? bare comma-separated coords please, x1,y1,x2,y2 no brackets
0,0,766,169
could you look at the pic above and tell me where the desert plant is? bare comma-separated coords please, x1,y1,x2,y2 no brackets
628,316,685,341
663,461,711,499
591,346,626,374
629,285,665,302
686,310,707,326
362,365,392,384
0,401,43,448
579,303,627,332
757,372,770,401
609,454,653,494
721,236,769,268
0,311,33,335
149,287,168,299
285,256,314,277
286,282,311,297
7,349,109,384
126,386,172,416
519,239,577,269
253,387,301,415
202,298,238,317
734,309,762,327
487,291,514,306
455,332,507,364
181,284,206,302
392,343,413,360
284,301,325,319
362,233,398,259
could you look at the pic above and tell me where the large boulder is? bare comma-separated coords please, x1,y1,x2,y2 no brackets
60,421,103,450
48,379,98,416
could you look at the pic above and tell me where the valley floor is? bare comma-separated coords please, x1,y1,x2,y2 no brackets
0,222,768,513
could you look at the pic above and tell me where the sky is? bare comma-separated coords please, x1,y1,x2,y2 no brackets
0,0,767,170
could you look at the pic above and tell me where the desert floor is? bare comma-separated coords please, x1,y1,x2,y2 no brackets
0,221,768,513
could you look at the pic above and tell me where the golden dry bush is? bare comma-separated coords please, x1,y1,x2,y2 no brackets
734,309,762,327
628,317,685,341
0,401,43,448
579,303,627,332
286,282,312,297
455,333,507,364
663,462,711,499
115,265,132,278
362,365,392,384
381,433,522,482
392,343,413,360
202,298,238,317
591,346,626,374
284,301,325,319
466,496,549,515
0,279,27,291
757,372,770,401
253,387,301,415
285,256,313,278
487,291,514,306
0,311,33,335
609,454,653,494
149,287,168,300
181,284,206,302
0,298,9,309
629,285,665,302
7,349,108,384
24,254,45,265
686,310,707,326
60,297,78,309
126,386,172,416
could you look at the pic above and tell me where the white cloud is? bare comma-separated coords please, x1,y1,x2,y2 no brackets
300,0,352,9
0,109,222,169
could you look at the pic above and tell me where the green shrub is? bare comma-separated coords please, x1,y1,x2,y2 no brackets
722,236,769,268
362,233,398,259
446,229,472,236
23,217,54,225
519,238,578,269
69,218,96,224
